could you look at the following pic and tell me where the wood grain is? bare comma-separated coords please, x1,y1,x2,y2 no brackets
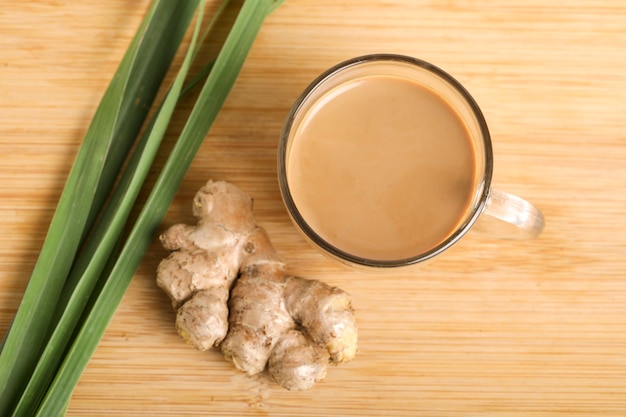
1,1,625,416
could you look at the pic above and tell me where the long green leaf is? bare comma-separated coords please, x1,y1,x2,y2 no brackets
34,1,284,415
0,0,199,414
0,2,148,411
9,3,207,417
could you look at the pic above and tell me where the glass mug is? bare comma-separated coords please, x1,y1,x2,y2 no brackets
278,54,544,269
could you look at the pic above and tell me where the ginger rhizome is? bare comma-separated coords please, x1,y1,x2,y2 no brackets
156,180,358,390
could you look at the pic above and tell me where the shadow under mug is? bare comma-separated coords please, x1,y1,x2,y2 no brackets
278,54,544,269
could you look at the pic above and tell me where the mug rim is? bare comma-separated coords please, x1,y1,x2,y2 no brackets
277,53,493,268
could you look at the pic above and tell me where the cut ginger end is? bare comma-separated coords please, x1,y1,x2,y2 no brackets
156,180,358,390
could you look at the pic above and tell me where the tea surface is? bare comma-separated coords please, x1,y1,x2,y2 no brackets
287,74,476,260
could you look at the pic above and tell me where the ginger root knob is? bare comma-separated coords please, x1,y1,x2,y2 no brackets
156,180,358,390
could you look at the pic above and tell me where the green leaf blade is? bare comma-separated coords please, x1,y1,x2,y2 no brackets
33,1,283,414
0,41,130,417
8,4,207,416
0,0,201,415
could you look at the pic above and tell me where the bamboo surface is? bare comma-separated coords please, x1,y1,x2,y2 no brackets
1,1,626,416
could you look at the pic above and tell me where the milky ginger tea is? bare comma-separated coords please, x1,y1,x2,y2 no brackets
283,61,481,263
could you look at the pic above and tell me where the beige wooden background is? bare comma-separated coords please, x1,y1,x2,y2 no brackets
1,1,625,416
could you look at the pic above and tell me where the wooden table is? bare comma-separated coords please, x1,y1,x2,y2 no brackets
1,1,625,416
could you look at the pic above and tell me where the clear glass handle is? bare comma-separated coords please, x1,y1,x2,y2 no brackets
473,188,545,239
